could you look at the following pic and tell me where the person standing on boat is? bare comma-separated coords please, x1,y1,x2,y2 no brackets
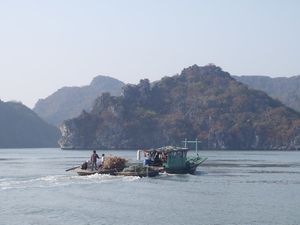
90,150,99,171
101,154,105,165
97,153,105,168
101,154,105,166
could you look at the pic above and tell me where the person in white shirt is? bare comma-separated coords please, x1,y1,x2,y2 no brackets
97,153,106,169
101,154,105,165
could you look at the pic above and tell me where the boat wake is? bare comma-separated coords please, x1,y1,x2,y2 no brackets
0,174,140,190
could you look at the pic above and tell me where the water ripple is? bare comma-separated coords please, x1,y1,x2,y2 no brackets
0,174,140,190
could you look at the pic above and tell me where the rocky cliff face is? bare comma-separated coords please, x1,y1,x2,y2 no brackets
33,75,125,126
0,100,60,148
59,65,300,150
234,75,300,112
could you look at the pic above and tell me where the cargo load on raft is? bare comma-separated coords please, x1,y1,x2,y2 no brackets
69,155,159,177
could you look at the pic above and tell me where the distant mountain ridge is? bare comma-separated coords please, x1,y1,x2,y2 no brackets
0,100,60,148
59,64,300,150
234,75,300,112
33,75,125,126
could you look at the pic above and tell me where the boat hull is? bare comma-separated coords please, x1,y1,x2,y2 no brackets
74,168,116,176
164,157,207,174
116,170,159,177
164,166,196,174
74,167,159,177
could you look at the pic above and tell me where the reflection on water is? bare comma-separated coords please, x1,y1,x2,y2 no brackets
0,149,299,225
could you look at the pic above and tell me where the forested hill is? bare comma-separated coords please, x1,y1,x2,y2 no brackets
59,64,300,150
234,75,300,112
0,100,60,148
33,75,125,126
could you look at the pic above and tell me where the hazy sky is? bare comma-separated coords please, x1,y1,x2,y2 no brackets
0,0,299,108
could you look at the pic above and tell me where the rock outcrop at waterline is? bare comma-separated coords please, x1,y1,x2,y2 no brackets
59,64,300,150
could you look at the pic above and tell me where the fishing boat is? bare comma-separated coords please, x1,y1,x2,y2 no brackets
138,146,207,174
66,140,206,177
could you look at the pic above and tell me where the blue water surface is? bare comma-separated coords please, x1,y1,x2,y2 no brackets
0,149,300,225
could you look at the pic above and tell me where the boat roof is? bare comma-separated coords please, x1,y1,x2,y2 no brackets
144,146,189,153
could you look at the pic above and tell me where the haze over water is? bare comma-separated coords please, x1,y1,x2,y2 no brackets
0,149,299,225
1,0,300,108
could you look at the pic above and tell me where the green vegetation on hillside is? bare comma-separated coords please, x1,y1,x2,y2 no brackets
59,65,300,150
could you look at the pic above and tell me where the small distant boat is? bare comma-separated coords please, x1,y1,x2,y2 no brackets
139,146,207,174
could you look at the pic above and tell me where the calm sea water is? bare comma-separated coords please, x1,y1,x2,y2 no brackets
0,149,300,225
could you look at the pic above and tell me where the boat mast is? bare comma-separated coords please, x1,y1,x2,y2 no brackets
183,138,202,154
